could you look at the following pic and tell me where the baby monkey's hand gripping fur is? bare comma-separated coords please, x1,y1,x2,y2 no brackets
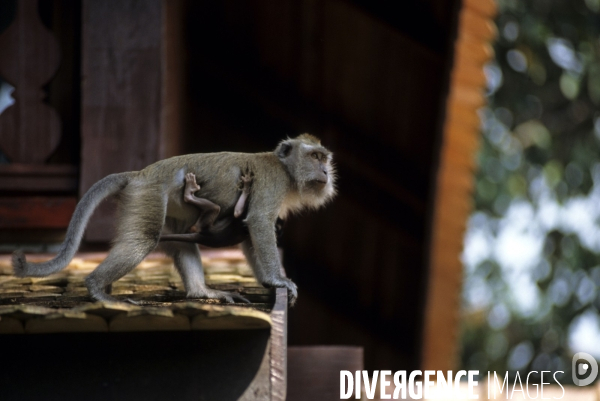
12,134,336,305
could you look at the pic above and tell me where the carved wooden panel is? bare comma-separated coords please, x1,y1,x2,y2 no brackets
0,0,61,164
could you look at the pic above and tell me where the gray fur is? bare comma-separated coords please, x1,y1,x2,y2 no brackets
12,134,336,304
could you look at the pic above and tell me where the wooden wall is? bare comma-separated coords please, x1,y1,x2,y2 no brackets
80,0,163,240
180,0,461,370
80,0,185,241
0,0,80,241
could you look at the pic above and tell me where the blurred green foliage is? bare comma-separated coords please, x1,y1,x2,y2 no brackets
460,0,600,383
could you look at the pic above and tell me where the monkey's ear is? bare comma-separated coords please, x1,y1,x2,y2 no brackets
276,141,294,159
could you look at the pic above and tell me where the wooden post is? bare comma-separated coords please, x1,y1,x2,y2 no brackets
80,0,184,241
421,0,497,371
270,288,288,401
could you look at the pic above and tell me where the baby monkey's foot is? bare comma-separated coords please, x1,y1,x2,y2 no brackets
184,172,201,202
234,168,254,218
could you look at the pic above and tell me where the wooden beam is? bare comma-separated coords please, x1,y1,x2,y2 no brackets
80,0,181,241
0,164,78,192
160,0,185,159
270,288,288,401
0,196,77,228
421,0,497,372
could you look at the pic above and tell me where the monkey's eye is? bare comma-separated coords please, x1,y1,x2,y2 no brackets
311,152,319,160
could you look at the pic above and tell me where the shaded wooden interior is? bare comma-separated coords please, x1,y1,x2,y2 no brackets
0,0,497,375
422,0,496,370
175,0,462,371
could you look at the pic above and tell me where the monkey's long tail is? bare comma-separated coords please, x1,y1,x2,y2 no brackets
12,172,132,277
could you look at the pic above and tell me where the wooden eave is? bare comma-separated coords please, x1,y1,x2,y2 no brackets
421,0,498,371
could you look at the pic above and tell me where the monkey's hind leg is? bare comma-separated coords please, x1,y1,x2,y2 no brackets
86,242,158,303
85,188,166,303
160,241,249,303
183,172,221,229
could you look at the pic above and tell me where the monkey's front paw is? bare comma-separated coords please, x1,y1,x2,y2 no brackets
263,278,298,306
284,279,298,306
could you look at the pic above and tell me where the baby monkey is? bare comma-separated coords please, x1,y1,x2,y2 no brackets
161,170,253,241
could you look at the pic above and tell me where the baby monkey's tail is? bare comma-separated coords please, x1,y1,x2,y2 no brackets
12,172,132,277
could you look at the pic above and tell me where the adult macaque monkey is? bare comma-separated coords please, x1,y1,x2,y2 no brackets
13,134,336,305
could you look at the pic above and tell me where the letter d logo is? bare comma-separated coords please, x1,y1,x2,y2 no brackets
572,352,598,386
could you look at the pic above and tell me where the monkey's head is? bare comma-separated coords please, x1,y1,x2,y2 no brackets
275,134,337,210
